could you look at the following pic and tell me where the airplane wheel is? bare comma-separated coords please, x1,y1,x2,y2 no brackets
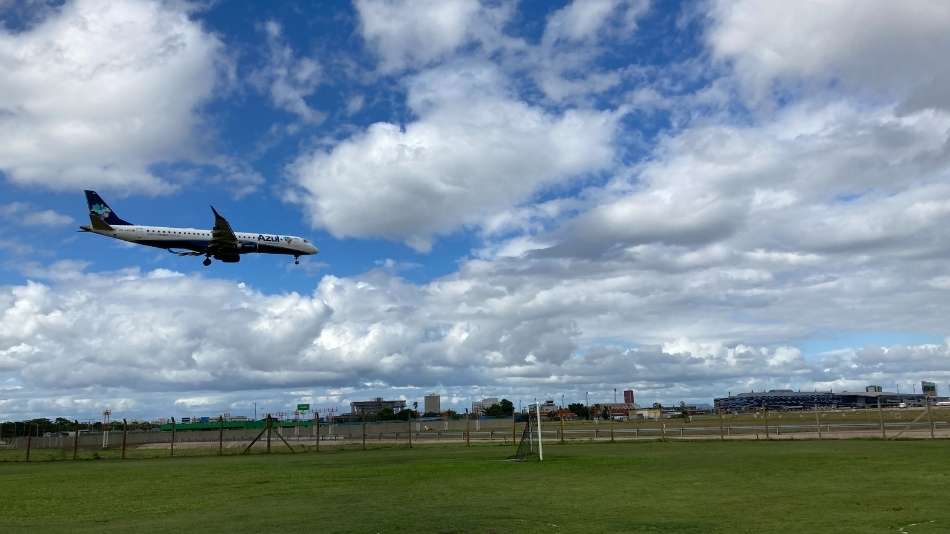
202,258,212,266
294,256,300,265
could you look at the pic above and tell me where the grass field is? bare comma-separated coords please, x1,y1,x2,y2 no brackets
1,440,948,533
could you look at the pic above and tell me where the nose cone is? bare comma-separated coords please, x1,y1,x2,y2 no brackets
307,243,319,255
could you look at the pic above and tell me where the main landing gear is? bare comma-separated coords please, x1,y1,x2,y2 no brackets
293,255,300,265
203,257,212,267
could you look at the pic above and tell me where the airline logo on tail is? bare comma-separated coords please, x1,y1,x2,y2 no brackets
90,203,112,219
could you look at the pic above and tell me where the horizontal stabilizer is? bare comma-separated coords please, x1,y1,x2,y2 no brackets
88,211,114,232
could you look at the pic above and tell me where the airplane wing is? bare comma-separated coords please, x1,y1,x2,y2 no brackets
208,206,240,258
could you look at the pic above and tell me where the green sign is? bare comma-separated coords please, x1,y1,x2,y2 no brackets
297,404,310,412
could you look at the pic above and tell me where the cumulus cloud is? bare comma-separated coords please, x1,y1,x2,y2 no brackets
546,100,950,259
707,0,950,112
354,0,510,73
289,61,619,251
2,262,948,420
0,0,229,193
0,202,73,226
250,20,324,123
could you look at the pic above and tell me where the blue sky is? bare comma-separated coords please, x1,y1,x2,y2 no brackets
2,0,950,420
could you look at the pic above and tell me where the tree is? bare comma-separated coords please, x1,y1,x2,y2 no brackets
376,408,395,421
396,409,417,421
484,403,504,418
601,406,610,420
499,399,514,416
568,403,590,419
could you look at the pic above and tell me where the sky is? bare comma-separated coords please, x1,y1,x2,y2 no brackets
1,0,950,421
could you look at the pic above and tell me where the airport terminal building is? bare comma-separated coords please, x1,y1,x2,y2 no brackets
714,389,943,412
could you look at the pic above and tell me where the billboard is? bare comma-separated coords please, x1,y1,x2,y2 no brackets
296,403,310,411
921,381,937,397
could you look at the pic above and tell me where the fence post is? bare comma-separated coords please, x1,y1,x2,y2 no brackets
170,417,176,457
266,415,273,454
718,410,725,440
218,416,224,456
465,409,471,447
610,416,615,442
26,427,33,462
764,408,770,440
121,419,128,459
560,412,565,444
816,410,822,440
877,398,886,440
73,420,80,460
361,416,366,451
315,415,320,452
926,399,935,439
512,413,516,445
408,415,413,449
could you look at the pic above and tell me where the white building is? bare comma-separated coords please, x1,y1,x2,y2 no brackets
424,394,440,414
472,397,499,415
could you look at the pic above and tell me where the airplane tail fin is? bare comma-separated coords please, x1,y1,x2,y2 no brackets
84,190,132,225
88,212,114,232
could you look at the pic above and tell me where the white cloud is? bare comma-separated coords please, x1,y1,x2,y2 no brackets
251,20,324,123
543,0,650,45
707,0,950,112
354,0,501,73
549,101,950,258
0,0,229,193
289,61,619,251
2,256,950,419
0,202,73,226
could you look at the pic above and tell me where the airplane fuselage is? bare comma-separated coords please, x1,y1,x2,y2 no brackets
79,190,318,266
80,223,318,261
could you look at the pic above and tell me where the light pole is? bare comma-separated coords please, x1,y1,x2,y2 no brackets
585,391,590,421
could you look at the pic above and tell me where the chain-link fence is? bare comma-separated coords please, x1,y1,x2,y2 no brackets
2,406,948,462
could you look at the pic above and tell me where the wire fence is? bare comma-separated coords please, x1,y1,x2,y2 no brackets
2,406,948,463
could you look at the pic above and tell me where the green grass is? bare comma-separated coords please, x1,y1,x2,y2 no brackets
1,440,948,533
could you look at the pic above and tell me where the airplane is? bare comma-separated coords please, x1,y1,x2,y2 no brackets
79,190,318,266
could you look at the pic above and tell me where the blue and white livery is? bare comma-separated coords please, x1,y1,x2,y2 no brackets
79,190,318,266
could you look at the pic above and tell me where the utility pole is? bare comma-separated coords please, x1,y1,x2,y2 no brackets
585,391,590,421
926,398,935,439
877,398,886,440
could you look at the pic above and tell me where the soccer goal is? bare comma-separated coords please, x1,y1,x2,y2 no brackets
510,402,543,462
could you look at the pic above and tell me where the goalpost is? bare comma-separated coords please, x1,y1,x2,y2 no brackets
510,402,543,462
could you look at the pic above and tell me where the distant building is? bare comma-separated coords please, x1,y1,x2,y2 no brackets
424,394,440,414
350,397,406,416
472,397,499,415
922,381,937,397
714,390,941,412
635,408,662,420
539,400,558,415
866,385,882,392
591,403,631,420
623,389,635,405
